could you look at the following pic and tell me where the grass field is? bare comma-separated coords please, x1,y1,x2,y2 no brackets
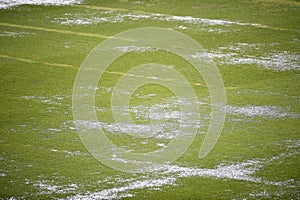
0,0,299,199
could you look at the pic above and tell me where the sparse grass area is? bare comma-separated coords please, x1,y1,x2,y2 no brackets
0,0,299,199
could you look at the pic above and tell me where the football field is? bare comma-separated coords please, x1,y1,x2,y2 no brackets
0,0,299,199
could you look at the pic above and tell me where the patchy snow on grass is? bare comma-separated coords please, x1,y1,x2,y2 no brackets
135,93,157,98
0,0,82,9
69,177,175,200
226,105,300,118
163,15,243,26
152,159,263,183
75,97,203,139
66,153,298,199
52,12,123,25
112,46,159,53
33,180,79,195
0,172,6,177
227,51,300,71
21,95,65,105
47,128,62,132
30,140,298,200
52,10,267,31
174,25,188,30
69,159,261,199
74,120,181,139
206,43,300,71
249,190,270,198
57,17,111,25
0,31,34,37
64,150,89,157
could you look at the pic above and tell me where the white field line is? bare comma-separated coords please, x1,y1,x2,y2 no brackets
0,54,213,88
0,22,130,40
0,54,76,68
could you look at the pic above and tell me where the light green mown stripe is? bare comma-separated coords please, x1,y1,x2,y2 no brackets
0,22,112,39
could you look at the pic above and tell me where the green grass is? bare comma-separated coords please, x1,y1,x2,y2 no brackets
0,0,299,199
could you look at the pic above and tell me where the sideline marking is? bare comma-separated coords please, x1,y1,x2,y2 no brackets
0,54,76,68
0,22,122,39
0,54,241,89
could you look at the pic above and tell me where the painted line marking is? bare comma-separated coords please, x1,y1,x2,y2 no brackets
0,54,204,87
0,54,240,89
0,54,76,68
0,55,239,89
0,22,133,40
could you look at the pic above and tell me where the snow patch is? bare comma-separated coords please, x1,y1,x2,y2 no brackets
66,151,298,200
206,43,300,71
70,178,175,200
0,0,82,9
75,97,203,139
52,11,267,30
33,180,79,195
64,150,88,157
0,31,34,37
226,105,300,118
112,46,158,53
21,94,66,105
29,141,298,199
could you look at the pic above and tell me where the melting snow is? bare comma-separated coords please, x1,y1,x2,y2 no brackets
65,150,298,199
206,43,300,71
74,120,183,139
75,97,203,139
227,51,300,71
52,11,266,29
21,95,65,105
175,25,188,30
69,178,175,200
64,150,88,157
112,46,158,53
0,31,34,37
33,180,79,195
0,172,6,177
226,105,300,118
29,140,299,199
0,0,82,9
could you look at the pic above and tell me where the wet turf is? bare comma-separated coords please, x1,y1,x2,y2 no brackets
0,0,299,199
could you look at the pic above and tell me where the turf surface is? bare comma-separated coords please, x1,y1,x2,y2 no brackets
0,0,299,199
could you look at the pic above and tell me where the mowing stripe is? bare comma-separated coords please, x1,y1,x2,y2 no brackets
0,22,129,40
